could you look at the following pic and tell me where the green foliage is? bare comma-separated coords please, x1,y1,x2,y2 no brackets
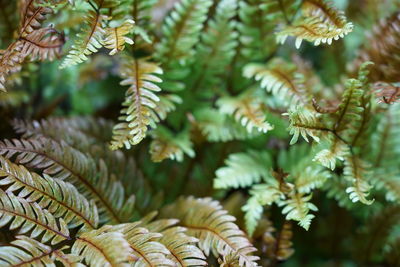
0,0,400,266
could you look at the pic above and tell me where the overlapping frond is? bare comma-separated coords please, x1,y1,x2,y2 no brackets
73,225,134,267
60,8,108,68
162,197,260,267
277,0,353,48
214,150,273,189
0,0,64,91
0,138,134,224
110,222,175,267
0,235,81,267
0,189,70,245
0,156,98,231
110,58,163,149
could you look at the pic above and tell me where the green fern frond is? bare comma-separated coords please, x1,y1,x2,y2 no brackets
191,0,238,90
0,189,70,245
313,137,348,170
244,58,310,106
155,0,212,66
279,192,317,230
193,109,261,142
217,90,274,133
110,58,163,150
73,225,134,266
162,196,260,267
238,0,299,60
285,107,326,145
277,0,353,48
149,126,194,162
0,156,98,232
344,155,374,205
60,9,108,68
0,235,81,267
214,150,273,189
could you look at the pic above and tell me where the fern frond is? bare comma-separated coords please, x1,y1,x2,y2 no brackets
20,27,65,61
243,173,291,236
350,12,400,82
143,219,207,266
110,222,175,266
343,155,374,205
193,109,261,142
0,235,81,267
285,107,326,145
373,82,400,104
214,150,273,189
238,0,299,61
191,0,238,90
0,236,83,267
104,19,135,55
313,137,348,170
60,9,108,68
244,58,309,106
277,0,353,48
155,0,212,65
0,138,134,224
73,225,134,266
274,221,294,261
279,192,317,230
217,90,274,133
162,197,260,267
0,156,98,231
149,126,194,162
0,189,70,245
110,58,163,149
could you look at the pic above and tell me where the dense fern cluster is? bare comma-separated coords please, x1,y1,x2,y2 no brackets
0,0,400,266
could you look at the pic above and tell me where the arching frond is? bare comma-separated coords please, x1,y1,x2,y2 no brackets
0,235,81,267
110,58,163,149
0,189,70,245
60,9,108,68
244,58,309,106
0,156,98,232
277,0,353,48
217,90,273,133
273,221,295,261
162,197,260,267
73,225,134,267
214,150,273,189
